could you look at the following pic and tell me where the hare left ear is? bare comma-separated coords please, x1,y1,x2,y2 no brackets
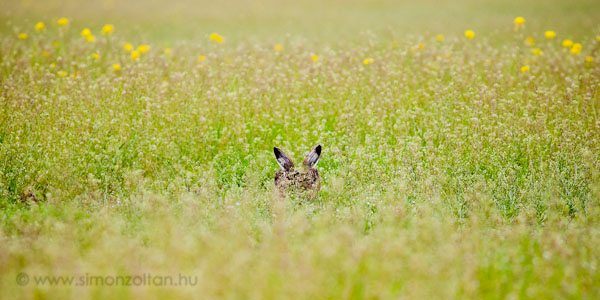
303,145,321,168
274,147,294,171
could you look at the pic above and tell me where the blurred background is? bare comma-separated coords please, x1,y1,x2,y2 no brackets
2,0,599,43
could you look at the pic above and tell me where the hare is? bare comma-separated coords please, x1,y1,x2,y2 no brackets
273,145,322,199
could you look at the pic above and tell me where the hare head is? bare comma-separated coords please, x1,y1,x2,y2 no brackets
273,145,322,199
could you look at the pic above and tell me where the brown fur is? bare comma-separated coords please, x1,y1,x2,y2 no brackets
273,145,322,199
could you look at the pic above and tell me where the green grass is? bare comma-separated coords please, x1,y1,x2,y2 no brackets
1,0,600,298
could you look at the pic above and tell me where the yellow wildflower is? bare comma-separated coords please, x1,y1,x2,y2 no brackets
514,17,525,25
561,40,573,48
57,18,69,26
436,34,444,42
131,50,140,61
35,22,45,32
514,17,525,31
520,65,529,73
92,53,100,60
81,28,91,37
164,48,172,54
570,43,582,54
363,58,374,65
41,51,50,57
101,24,114,35
197,55,206,62
18,33,28,40
586,56,594,63
418,43,425,50
464,30,475,40
86,35,95,43
137,45,149,53
58,71,67,77
112,64,121,71
124,43,133,51
531,48,542,56
274,44,283,51
544,31,556,39
525,36,535,46
311,55,319,62
209,33,225,43
596,35,600,42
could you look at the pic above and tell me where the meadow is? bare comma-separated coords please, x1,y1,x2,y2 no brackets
1,0,600,298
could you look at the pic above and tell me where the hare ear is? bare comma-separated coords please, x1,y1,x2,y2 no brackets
274,147,294,171
303,145,321,168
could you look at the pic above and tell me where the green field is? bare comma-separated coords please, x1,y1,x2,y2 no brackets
1,0,600,298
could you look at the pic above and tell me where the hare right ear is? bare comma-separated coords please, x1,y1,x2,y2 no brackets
303,145,321,168
274,147,294,171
